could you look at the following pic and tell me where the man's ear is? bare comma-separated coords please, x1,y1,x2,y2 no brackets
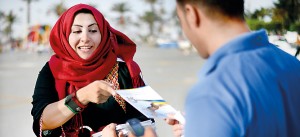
184,4,201,28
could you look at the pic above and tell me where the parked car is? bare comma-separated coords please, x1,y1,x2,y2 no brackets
268,35,297,56
156,38,178,48
178,39,196,55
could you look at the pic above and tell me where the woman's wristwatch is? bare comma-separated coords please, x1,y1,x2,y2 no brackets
65,92,87,114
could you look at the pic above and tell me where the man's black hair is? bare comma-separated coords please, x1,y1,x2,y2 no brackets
176,0,245,19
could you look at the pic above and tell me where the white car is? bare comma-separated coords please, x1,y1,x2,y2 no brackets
268,35,297,56
177,39,196,55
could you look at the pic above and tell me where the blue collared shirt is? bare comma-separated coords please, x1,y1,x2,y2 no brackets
185,29,300,137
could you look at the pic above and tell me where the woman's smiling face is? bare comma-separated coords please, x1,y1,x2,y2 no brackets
68,13,101,59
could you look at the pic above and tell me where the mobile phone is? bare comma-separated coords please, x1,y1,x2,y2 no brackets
127,118,145,136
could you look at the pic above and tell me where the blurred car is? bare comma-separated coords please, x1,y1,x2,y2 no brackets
268,35,297,56
178,39,196,55
156,38,178,48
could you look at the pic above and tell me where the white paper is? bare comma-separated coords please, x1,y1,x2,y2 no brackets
117,86,185,123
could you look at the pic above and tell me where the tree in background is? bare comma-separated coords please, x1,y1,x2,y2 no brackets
140,11,157,37
145,0,156,14
273,0,300,33
143,0,158,37
0,11,4,52
157,1,166,33
48,0,67,18
0,11,4,32
0,11,4,22
140,0,164,46
3,11,17,45
22,0,38,25
246,0,300,34
111,2,130,27
249,8,272,20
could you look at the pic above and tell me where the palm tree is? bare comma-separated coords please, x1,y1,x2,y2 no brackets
170,8,183,37
0,11,4,52
142,0,164,45
250,8,272,21
0,11,4,20
157,3,166,33
22,0,38,25
140,11,157,37
4,11,17,44
145,0,157,14
140,11,162,46
0,11,4,31
142,0,162,36
48,0,67,18
273,0,300,30
111,2,130,26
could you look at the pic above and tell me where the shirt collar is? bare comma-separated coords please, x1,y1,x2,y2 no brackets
198,29,269,79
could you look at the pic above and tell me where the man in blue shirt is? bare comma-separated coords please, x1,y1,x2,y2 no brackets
165,0,300,137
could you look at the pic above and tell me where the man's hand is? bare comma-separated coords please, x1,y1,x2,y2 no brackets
165,114,184,137
102,123,157,137
102,123,123,137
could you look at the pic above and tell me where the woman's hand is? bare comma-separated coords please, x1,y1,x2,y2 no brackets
76,80,116,105
165,114,184,137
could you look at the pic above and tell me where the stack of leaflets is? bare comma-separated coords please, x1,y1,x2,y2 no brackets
116,86,185,124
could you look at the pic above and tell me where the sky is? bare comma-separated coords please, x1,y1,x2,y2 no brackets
0,0,278,38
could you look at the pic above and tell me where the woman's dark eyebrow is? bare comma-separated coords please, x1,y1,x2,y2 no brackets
88,23,97,27
72,23,97,27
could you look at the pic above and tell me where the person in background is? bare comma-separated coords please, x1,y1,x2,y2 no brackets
31,4,152,137
295,34,300,57
165,0,300,137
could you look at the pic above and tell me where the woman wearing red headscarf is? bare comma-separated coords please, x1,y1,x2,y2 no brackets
31,4,152,137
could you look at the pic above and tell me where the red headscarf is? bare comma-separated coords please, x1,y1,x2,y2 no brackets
49,4,143,100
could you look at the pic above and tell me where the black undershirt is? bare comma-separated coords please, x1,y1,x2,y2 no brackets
31,62,150,137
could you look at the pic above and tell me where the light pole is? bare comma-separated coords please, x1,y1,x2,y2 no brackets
22,0,38,50
23,0,38,25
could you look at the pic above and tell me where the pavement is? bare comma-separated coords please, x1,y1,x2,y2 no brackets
0,46,204,137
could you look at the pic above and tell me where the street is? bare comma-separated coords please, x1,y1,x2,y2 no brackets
0,46,204,137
